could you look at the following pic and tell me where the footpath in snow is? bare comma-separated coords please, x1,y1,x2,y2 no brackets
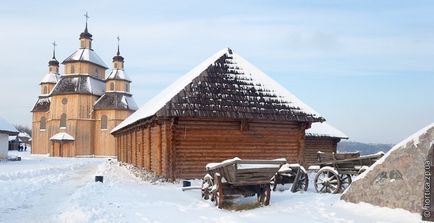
0,151,422,223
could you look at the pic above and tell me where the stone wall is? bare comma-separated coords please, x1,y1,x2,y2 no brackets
341,123,434,213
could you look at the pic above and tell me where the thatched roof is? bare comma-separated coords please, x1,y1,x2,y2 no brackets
112,48,324,133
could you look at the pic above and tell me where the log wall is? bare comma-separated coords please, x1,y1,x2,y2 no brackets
304,136,340,166
173,118,306,179
114,117,307,179
115,120,173,178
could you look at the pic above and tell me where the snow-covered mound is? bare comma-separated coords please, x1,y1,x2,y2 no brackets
342,123,434,213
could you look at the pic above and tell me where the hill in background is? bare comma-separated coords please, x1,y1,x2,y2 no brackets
337,141,394,155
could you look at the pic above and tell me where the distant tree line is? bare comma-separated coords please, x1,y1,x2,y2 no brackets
337,141,393,155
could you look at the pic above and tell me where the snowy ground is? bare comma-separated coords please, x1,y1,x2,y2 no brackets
0,151,422,223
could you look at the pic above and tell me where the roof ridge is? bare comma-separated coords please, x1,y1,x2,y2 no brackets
112,48,323,133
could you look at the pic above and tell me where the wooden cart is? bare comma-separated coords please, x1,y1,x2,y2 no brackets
271,163,309,193
201,158,286,208
311,151,384,193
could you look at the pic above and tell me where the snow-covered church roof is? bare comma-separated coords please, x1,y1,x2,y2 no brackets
112,48,324,133
106,69,131,82
0,117,18,135
50,132,75,141
305,122,348,139
62,48,108,69
32,97,50,112
94,92,138,111
40,73,60,84
51,75,105,96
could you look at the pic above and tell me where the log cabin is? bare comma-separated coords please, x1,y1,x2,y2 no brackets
31,19,137,157
304,122,348,166
111,48,325,179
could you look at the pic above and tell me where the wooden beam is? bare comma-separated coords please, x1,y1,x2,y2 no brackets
147,127,151,170
157,124,162,175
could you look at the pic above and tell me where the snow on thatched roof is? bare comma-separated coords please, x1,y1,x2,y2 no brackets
50,132,75,141
112,48,324,133
62,48,108,69
305,122,348,139
0,117,18,135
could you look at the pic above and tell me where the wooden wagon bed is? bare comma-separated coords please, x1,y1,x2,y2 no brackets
202,158,287,208
310,151,384,193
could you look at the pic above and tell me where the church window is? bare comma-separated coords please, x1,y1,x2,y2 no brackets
125,83,130,92
49,67,53,72
101,115,108,130
95,68,99,76
71,65,75,73
114,63,118,69
62,98,68,105
110,82,115,91
43,86,48,94
60,113,67,128
40,117,46,130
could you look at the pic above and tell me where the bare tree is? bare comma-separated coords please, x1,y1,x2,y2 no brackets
14,124,32,137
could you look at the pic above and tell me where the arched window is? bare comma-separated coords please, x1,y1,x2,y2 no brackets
101,115,108,130
71,65,75,73
60,113,67,128
110,82,115,91
43,86,48,94
40,117,46,130
125,83,130,92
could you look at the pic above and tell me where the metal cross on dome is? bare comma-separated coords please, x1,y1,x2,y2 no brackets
84,12,90,23
52,41,57,59
116,36,121,55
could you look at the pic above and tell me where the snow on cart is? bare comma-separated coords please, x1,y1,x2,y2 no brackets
271,163,309,192
201,158,287,208
309,151,384,193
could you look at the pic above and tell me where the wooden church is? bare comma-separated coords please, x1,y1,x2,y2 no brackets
111,48,326,179
31,18,137,157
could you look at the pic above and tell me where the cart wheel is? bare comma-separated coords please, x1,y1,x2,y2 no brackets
258,184,271,206
291,170,309,192
339,174,352,192
314,167,341,194
271,174,279,191
262,184,271,206
214,173,224,209
201,174,213,200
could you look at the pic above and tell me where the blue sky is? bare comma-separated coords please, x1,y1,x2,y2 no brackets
0,0,433,143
